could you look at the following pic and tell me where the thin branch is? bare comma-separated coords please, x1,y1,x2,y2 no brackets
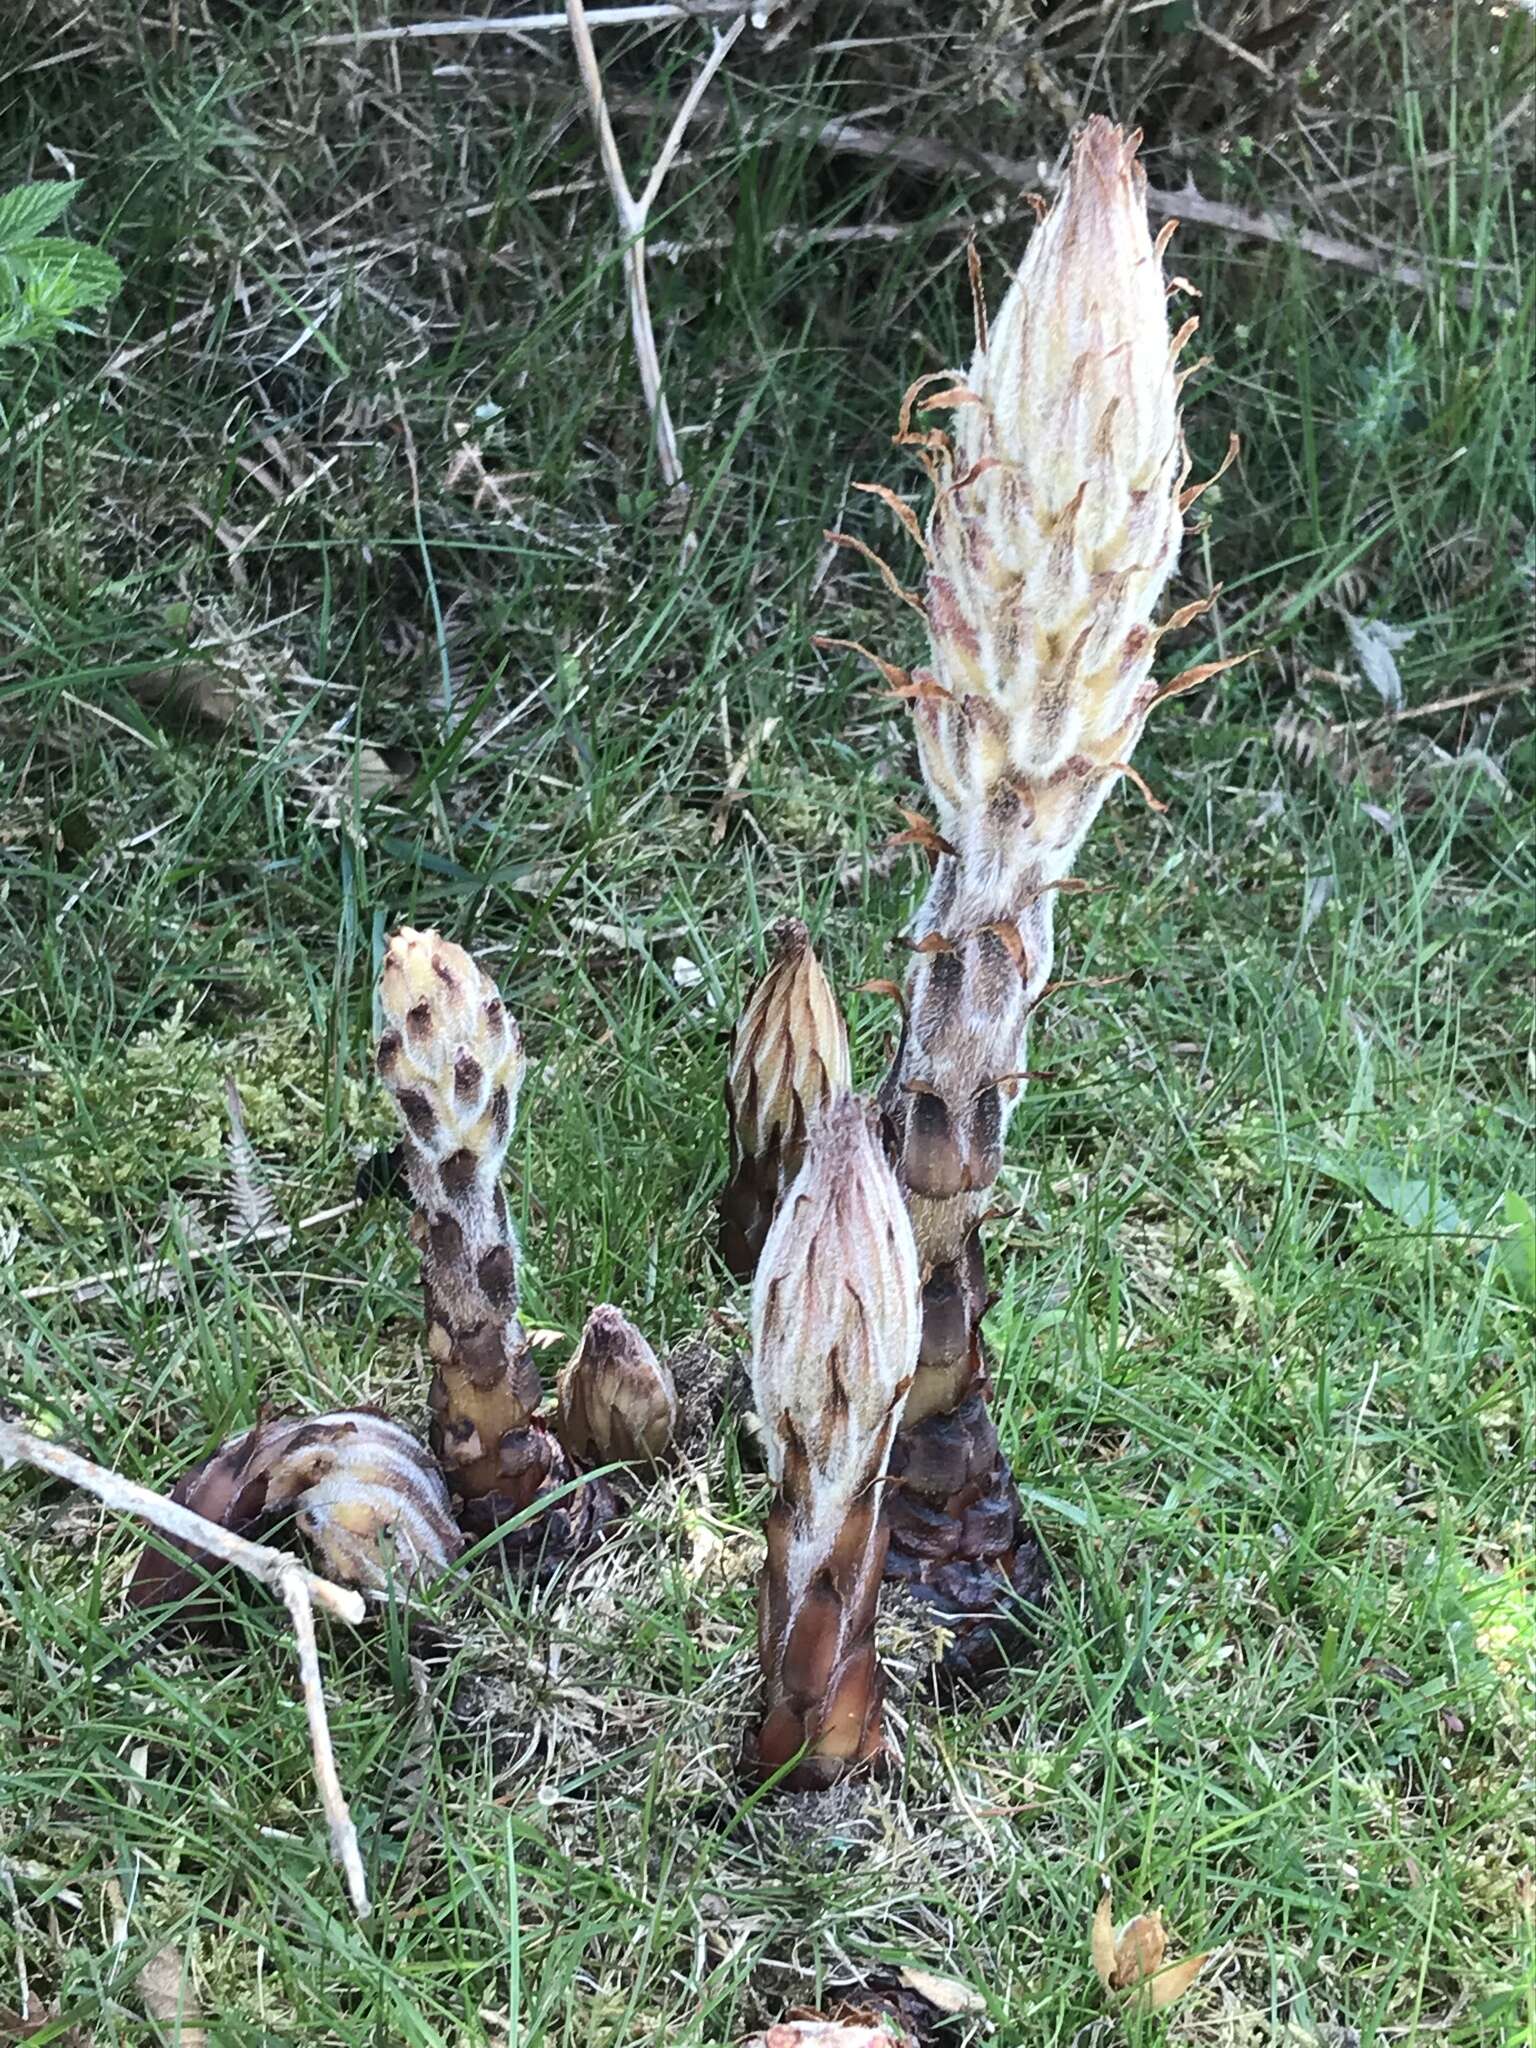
279,1570,370,1918
1192,6,1275,80
0,1419,371,1917
1329,678,1532,734
636,20,741,217
788,112,1498,303
565,0,742,504
308,3,752,46
540,89,1498,304
17,1197,361,1303
566,0,639,227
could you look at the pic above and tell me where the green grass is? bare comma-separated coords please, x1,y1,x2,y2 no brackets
2,3,1533,2042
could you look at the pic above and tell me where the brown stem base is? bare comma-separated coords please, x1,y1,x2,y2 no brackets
884,1394,1052,1683
448,1422,615,1574
717,1150,782,1283
750,1496,891,1790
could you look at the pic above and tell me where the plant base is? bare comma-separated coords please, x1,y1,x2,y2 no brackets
884,1395,1052,1682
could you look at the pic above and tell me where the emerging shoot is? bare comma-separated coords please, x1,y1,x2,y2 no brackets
749,1094,920,1789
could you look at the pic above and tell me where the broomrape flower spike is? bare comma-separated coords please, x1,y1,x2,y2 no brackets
377,927,594,1554
129,1411,462,1610
853,117,1242,1671
720,918,852,1281
748,1094,921,1790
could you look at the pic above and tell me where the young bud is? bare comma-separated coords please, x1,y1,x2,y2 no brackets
128,1410,461,1609
720,919,851,1280
377,926,525,1183
748,1095,920,1788
557,1305,677,1468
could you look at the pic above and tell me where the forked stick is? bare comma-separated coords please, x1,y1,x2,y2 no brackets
0,1419,371,1918
565,0,742,501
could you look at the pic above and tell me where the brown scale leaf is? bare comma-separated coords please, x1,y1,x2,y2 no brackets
1147,648,1251,708
896,367,965,439
822,529,926,615
888,808,958,860
811,635,911,693
852,480,931,562
1180,430,1241,510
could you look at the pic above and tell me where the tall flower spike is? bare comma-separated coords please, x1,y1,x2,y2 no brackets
748,1094,920,1789
377,928,596,1554
719,919,851,1281
863,118,1233,1672
557,1304,676,1469
128,1410,462,1610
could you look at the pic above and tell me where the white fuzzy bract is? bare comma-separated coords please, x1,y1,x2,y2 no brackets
750,1095,920,1610
921,117,1187,833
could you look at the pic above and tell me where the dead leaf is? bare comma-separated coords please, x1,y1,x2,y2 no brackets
137,1946,205,2044
132,659,245,730
1111,1912,1167,1987
1342,612,1415,711
896,1965,985,2014
1142,1953,1210,2012
1091,1893,1119,1989
0,1995,89,2044
1091,1888,1211,2013
746,2027,896,2048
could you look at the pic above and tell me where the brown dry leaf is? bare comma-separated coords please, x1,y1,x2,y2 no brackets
1091,1892,1119,1988
1141,1953,1210,2012
132,660,245,730
1091,1890,1210,2013
1112,1912,1167,1987
136,1946,205,2045
896,1966,985,2015
745,2028,895,2048
0,1995,90,2045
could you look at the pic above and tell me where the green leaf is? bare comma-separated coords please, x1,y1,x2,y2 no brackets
1494,1191,1536,1305
0,180,80,250
7,237,122,310
1353,1158,1468,1236
1296,1148,1469,1237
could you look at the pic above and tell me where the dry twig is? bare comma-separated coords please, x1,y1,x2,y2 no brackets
309,2,754,46
774,111,1498,303
18,1197,361,1304
565,0,742,513
0,1419,372,1917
